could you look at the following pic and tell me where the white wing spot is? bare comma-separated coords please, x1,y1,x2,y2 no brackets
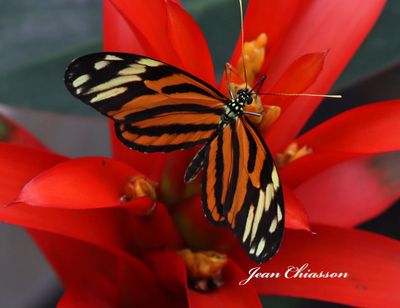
272,166,280,190
94,61,110,70
90,87,127,103
265,184,274,212
258,189,266,213
249,246,256,255
255,238,266,257
277,204,283,222
269,218,278,233
242,205,255,242
105,55,123,61
251,196,265,243
86,75,141,94
72,74,90,87
118,64,146,75
137,58,163,67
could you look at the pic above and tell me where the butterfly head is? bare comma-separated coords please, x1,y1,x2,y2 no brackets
236,89,253,105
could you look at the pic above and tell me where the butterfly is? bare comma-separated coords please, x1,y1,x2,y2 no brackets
64,52,284,263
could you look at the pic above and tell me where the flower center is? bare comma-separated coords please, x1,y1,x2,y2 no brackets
276,142,313,168
121,176,157,202
229,33,281,129
178,249,227,292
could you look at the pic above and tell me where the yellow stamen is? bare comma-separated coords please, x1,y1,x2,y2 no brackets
121,176,157,203
227,33,282,129
178,249,227,292
236,33,267,85
259,105,281,130
276,142,313,168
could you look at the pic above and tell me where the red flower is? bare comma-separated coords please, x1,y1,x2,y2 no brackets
1,0,400,307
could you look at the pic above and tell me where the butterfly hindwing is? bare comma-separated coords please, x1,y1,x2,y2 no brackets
202,118,284,263
65,52,227,152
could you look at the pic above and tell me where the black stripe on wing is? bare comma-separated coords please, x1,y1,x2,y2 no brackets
224,119,284,263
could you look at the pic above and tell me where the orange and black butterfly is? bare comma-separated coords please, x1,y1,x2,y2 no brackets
64,52,284,263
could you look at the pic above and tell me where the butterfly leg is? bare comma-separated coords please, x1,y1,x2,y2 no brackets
225,63,235,99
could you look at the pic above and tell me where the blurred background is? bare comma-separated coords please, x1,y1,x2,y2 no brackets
0,0,398,307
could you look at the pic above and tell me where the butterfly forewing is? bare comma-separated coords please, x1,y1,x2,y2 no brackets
64,52,226,152
202,119,284,263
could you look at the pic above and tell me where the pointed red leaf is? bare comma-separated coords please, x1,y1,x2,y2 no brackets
17,157,152,209
30,230,174,307
232,225,400,307
105,0,214,81
230,0,304,68
261,52,326,139
281,100,400,188
281,152,360,189
283,186,310,231
0,201,182,251
0,142,66,205
297,100,400,153
165,0,215,85
294,152,399,227
262,0,385,153
105,0,178,63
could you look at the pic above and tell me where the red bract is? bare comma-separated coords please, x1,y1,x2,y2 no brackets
1,0,399,307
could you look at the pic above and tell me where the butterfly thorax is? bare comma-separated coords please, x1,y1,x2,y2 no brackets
222,88,253,124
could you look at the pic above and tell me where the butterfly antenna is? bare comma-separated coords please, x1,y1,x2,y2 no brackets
259,92,342,99
238,0,248,88
249,74,266,95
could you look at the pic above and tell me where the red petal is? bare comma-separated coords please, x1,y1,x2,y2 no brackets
17,157,153,209
0,142,66,205
232,225,400,307
105,0,214,81
104,0,177,63
230,0,304,67
165,1,215,85
188,261,262,308
294,152,400,227
104,0,146,55
263,0,385,153
1,201,182,252
283,186,310,231
0,114,46,150
281,100,400,187
30,230,174,307
297,100,400,153
260,52,326,137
